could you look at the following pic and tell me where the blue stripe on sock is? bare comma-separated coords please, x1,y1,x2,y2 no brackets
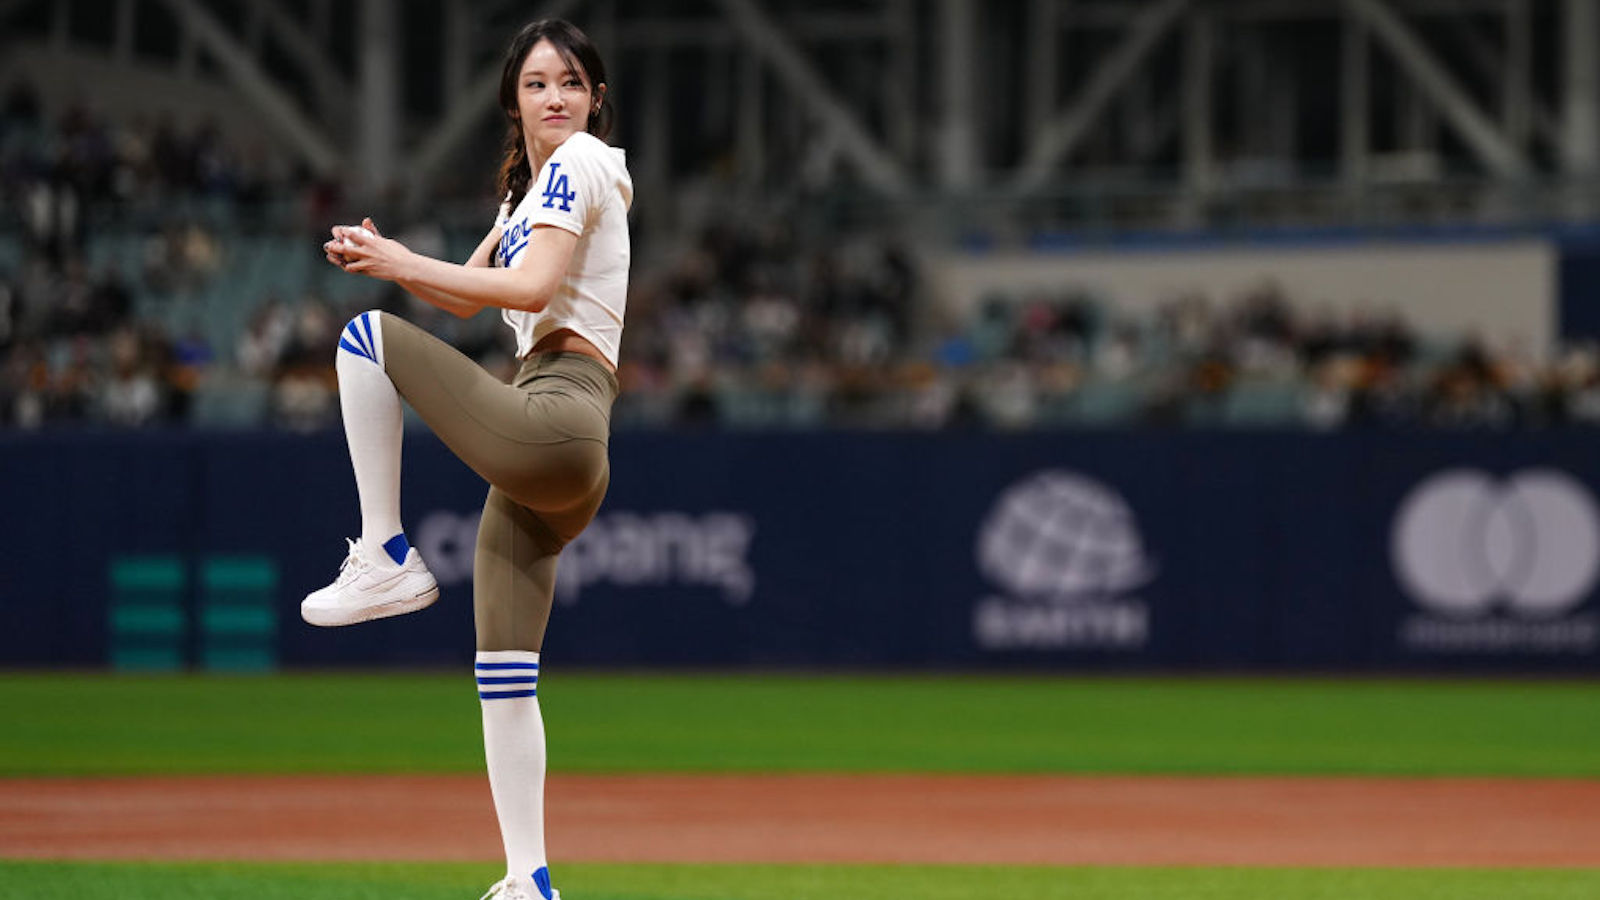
476,675,538,685
340,318,368,353
338,336,374,362
359,312,378,363
479,689,538,699
474,662,540,670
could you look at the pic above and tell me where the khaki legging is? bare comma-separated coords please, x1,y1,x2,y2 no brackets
376,312,617,652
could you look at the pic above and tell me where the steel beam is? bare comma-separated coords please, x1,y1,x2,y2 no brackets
1012,0,1188,192
404,0,583,196
1443,8,1557,150
254,0,353,113
156,0,343,176
713,0,909,196
1344,0,1528,177
616,13,893,48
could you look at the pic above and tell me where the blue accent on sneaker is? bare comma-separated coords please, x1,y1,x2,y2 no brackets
532,866,553,900
382,533,410,566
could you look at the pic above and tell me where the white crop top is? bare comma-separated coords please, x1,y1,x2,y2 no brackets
493,131,633,365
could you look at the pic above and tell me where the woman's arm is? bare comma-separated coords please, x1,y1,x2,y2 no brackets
394,225,502,319
331,218,579,317
325,219,497,318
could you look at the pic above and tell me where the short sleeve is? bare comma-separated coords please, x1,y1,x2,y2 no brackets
527,134,609,237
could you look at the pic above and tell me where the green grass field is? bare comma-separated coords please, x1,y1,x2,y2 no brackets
5,861,1600,900
5,672,1599,899
6,672,1600,776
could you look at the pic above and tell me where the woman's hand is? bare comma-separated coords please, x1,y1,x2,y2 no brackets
326,218,414,282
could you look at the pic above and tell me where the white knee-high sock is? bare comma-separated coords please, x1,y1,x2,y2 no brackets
335,310,405,563
477,650,552,896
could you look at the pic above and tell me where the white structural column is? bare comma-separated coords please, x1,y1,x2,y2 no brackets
1025,0,1058,151
1182,8,1212,193
1563,0,1599,176
1341,9,1369,187
1504,0,1531,150
157,0,342,176
1012,0,1188,192
938,0,977,189
1344,0,1527,178
358,0,400,193
888,0,918,162
737,48,765,185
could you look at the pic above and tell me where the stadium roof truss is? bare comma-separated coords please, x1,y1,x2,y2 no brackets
2,0,1598,229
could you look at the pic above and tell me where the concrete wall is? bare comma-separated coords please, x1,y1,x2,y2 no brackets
926,238,1557,351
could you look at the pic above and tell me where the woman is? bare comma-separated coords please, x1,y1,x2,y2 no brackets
302,18,629,900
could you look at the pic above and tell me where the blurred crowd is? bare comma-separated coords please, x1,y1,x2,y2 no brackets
618,228,1600,432
6,80,1600,433
0,81,319,261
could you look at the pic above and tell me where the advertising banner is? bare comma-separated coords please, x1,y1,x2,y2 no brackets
2,431,1597,670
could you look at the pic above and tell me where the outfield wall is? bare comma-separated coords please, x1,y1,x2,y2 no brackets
926,237,1558,350
2,430,1598,671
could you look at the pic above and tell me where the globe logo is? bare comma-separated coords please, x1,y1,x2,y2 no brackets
1391,468,1600,618
977,470,1155,603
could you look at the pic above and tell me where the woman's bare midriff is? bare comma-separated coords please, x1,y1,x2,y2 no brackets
529,328,614,373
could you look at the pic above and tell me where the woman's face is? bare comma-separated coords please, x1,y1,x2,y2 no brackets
515,39,596,160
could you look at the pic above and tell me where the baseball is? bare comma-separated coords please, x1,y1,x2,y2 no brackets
341,225,375,248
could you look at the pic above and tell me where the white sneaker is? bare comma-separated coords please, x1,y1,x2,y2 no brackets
301,538,439,627
478,877,559,900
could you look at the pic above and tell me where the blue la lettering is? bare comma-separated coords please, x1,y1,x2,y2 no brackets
541,162,577,212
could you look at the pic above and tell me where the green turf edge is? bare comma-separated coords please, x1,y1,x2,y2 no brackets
7,673,1600,777
4,861,1600,900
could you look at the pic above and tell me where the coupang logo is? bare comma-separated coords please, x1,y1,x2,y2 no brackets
972,470,1156,650
1390,468,1600,653
416,508,756,606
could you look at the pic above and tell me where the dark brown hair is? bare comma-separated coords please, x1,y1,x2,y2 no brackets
496,19,613,210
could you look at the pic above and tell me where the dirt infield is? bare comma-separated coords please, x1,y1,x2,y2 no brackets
5,774,1600,867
